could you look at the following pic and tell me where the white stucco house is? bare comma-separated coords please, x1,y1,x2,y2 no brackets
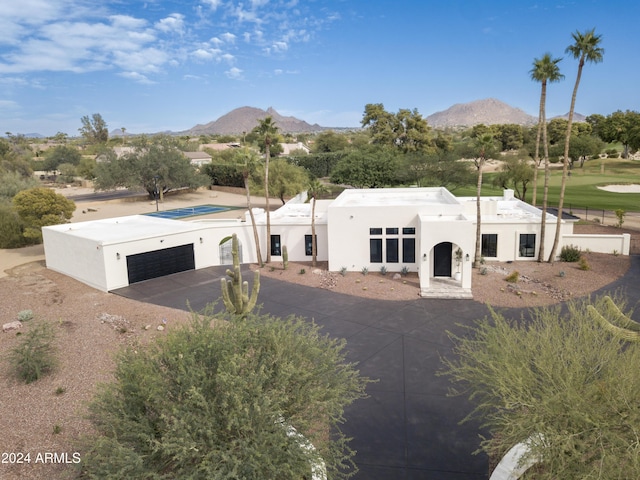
42,187,630,297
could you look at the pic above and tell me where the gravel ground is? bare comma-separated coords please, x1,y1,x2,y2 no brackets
0,223,635,480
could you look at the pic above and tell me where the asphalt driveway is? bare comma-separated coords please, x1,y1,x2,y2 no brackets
113,256,640,479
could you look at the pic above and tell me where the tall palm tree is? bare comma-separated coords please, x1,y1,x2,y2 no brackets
530,53,564,262
307,178,329,267
548,28,604,262
253,116,279,262
237,148,263,266
473,133,498,268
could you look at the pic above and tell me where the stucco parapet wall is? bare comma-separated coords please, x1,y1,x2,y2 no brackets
43,215,213,246
418,213,471,222
330,187,460,208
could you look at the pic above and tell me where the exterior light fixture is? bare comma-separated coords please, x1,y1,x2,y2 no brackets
116,253,121,260
465,254,470,262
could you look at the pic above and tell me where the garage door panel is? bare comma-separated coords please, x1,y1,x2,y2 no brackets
127,244,195,284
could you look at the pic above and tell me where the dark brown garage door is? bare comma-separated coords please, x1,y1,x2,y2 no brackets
126,244,195,284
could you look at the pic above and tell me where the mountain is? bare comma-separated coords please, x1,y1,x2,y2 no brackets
550,112,587,122
185,106,324,135
426,98,538,127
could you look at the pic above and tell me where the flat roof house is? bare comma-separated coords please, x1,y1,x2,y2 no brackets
42,187,630,297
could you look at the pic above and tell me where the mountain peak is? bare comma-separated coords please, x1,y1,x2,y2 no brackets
426,98,538,127
185,107,323,135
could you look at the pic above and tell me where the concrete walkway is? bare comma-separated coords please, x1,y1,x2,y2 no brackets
113,257,640,479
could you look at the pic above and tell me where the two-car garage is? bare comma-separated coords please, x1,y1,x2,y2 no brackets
126,243,195,284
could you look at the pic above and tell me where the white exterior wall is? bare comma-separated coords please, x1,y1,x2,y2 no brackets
269,223,329,263
43,227,108,291
327,205,422,272
562,233,630,255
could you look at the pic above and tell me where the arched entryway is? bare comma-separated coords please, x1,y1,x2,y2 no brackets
219,236,243,265
433,241,452,277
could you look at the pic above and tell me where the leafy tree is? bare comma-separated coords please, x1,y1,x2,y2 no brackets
307,179,329,267
12,187,75,241
530,53,564,262
81,310,369,479
595,110,640,158
549,28,604,262
0,137,33,176
330,146,401,188
201,149,245,188
289,152,346,178
57,162,78,183
252,116,280,262
546,118,569,145
42,145,83,172
568,134,604,167
491,156,534,201
79,113,109,144
401,151,475,190
251,158,309,205
361,104,434,153
442,296,640,478
93,135,208,199
494,124,525,151
77,156,98,180
313,130,350,153
0,201,29,248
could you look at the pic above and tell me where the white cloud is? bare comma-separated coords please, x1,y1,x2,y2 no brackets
118,71,155,84
201,0,222,10
0,100,20,111
191,47,223,61
274,69,283,75
155,13,185,34
221,32,236,43
225,67,243,79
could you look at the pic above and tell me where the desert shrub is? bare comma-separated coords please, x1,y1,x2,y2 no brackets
361,267,368,276
340,266,347,276
401,266,410,276
9,320,57,383
480,267,488,276
560,244,582,262
505,271,519,283
380,265,387,275
578,256,591,271
0,201,29,248
298,268,306,275
81,310,369,479
615,209,625,228
17,310,34,322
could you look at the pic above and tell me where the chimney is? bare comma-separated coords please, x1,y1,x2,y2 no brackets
503,189,514,200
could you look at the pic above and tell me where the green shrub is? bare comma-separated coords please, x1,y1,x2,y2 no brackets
340,266,347,276
401,266,410,276
560,245,582,262
298,268,306,275
615,209,625,228
0,201,29,248
9,320,57,383
505,271,519,283
81,310,369,479
380,266,387,275
361,267,368,276
17,310,34,322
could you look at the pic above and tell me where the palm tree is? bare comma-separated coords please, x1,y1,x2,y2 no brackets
253,116,279,262
472,133,498,268
548,28,604,262
237,148,263,266
307,179,329,267
530,53,564,262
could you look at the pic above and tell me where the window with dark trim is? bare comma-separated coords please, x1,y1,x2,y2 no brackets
304,235,317,256
386,238,399,263
519,234,536,257
270,234,281,256
402,238,416,263
370,239,382,263
386,227,399,235
481,234,498,257
402,227,416,235
370,228,382,235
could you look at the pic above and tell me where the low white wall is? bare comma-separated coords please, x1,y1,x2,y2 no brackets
562,233,630,256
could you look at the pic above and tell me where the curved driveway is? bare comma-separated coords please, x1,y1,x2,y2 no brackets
113,255,640,479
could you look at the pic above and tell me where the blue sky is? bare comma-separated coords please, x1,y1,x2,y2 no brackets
1,0,637,137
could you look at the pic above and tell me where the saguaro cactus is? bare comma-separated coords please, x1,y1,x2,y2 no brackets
282,245,289,270
220,233,260,315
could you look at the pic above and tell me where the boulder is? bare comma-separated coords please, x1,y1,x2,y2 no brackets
3,321,23,332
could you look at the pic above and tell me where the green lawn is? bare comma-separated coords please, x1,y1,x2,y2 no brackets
454,158,640,212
